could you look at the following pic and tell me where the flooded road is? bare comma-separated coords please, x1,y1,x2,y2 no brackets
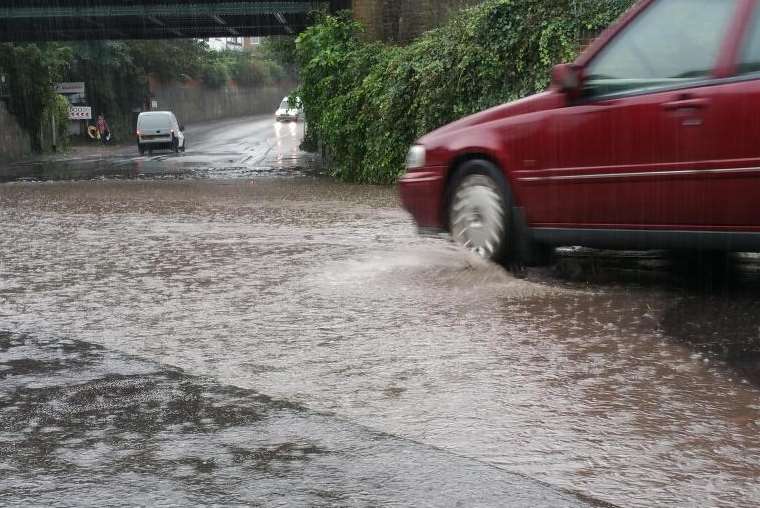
2,116,760,507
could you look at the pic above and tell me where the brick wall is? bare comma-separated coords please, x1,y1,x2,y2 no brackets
353,0,483,42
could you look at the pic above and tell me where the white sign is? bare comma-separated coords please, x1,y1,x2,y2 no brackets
54,82,86,95
68,106,92,120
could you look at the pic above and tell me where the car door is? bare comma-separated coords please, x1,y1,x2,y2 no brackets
675,0,760,230
524,0,741,229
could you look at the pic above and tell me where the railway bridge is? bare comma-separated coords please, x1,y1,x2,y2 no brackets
0,1,351,41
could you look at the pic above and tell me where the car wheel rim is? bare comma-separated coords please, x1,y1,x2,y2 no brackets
450,174,506,259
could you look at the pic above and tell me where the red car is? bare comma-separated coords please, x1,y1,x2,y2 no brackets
400,0,760,266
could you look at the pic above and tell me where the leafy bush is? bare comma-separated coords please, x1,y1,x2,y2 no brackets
204,48,287,87
230,52,287,86
127,39,208,82
48,93,72,150
260,36,298,67
67,41,147,141
296,0,635,184
0,43,71,151
202,60,231,88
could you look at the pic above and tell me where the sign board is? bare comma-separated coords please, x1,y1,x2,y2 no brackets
54,82,86,95
68,106,92,120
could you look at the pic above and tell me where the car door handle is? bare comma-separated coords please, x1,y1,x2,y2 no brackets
661,97,711,110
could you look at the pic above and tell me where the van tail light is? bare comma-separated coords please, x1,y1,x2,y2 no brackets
136,129,140,137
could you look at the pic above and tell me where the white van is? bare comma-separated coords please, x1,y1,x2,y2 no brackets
136,111,186,155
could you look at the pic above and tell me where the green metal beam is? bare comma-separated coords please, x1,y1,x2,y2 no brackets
0,2,325,19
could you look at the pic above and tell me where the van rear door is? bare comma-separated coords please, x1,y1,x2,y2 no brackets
138,114,172,140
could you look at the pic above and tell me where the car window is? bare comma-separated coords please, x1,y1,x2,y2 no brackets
738,6,760,75
584,0,738,98
139,115,171,129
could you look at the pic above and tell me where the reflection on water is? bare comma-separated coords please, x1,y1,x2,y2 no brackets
0,116,314,183
1,178,760,507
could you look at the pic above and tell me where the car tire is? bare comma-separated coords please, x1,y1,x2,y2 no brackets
448,159,550,268
172,137,179,154
180,139,186,152
448,160,513,263
138,144,145,156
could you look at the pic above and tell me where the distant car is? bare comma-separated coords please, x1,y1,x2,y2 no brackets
275,97,303,122
136,111,186,155
400,0,760,267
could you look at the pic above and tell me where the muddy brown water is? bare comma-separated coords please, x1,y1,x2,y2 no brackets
1,176,759,507
1,113,760,506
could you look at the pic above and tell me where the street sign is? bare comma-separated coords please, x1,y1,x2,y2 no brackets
68,106,92,120
54,82,85,95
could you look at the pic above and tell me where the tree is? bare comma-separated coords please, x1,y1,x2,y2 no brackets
0,43,71,151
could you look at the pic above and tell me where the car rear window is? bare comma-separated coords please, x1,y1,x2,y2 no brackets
139,114,172,129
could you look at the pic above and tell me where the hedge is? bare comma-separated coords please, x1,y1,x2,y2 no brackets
296,0,635,184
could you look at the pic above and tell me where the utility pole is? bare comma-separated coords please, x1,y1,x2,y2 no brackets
51,112,57,152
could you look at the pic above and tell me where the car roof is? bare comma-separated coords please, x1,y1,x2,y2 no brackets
138,111,174,116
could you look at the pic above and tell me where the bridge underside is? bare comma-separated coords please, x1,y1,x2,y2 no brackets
0,1,350,42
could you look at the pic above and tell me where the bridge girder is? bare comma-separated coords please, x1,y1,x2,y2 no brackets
0,1,349,42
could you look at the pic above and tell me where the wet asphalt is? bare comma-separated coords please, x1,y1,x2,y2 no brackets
2,115,760,507
0,332,605,507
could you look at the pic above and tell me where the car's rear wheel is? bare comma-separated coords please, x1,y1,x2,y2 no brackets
138,144,145,156
449,161,511,262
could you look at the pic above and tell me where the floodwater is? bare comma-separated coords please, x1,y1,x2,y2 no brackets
1,116,760,507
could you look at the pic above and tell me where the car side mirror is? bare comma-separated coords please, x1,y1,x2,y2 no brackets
551,63,583,96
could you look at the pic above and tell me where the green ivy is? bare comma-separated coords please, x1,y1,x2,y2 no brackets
0,43,71,151
47,93,72,150
296,0,635,184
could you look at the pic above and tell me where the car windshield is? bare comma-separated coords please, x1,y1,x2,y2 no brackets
280,100,291,109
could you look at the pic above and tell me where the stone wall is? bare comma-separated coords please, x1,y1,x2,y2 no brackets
353,0,483,42
0,101,31,161
148,80,297,126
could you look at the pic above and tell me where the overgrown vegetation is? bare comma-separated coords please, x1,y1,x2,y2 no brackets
0,43,71,150
203,49,288,88
296,0,635,184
